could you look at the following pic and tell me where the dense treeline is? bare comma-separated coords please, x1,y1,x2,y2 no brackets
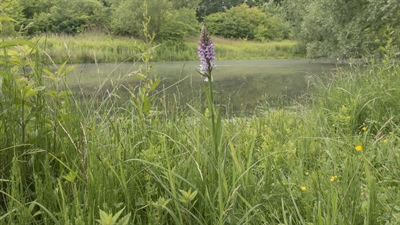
1,0,286,42
1,0,398,58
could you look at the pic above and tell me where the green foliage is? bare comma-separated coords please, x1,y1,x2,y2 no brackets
205,4,288,41
20,0,54,19
196,0,243,19
2,42,400,224
158,8,199,42
0,0,24,36
4,10,400,225
97,208,131,225
1,0,291,45
110,0,199,42
51,0,106,33
284,0,400,59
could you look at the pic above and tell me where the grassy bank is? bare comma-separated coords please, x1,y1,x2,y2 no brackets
2,36,400,224
32,32,301,64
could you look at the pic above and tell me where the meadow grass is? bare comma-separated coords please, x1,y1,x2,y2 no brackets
31,32,301,64
1,37,400,225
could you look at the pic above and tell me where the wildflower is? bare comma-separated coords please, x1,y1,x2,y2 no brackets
300,186,306,191
198,24,216,81
389,131,393,135
330,176,338,182
362,127,367,131
383,139,387,143
355,145,362,151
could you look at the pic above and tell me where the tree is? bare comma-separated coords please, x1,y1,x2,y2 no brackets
0,0,25,36
50,0,106,33
111,0,171,38
205,4,288,41
111,0,198,42
170,0,200,9
20,0,55,19
196,0,244,20
284,0,400,59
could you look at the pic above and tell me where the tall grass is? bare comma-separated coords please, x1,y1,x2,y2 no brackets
32,32,301,64
2,31,400,224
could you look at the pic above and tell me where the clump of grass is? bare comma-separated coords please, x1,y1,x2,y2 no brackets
33,32,144,64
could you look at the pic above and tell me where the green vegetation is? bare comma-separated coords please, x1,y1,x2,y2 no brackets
2,0,288,44
2,1,400,224
3,0,399,60
2,14,400,224
32,33,299,63
205,3,289,41
284,0,400,59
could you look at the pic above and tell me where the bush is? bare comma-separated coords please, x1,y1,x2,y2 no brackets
205,4,288,41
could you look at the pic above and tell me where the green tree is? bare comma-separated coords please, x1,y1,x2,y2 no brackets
20,0,107,34
111,0,198,42
196,0,244,20
111,0,171,37
284,0,400,59
0,0,25,36
170,0,200,9
205,3,287,41
20,0,55,19
17,0,55,34
158,8,199,42
49,0,107,33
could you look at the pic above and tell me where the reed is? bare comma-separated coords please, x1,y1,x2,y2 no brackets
32,32,301,64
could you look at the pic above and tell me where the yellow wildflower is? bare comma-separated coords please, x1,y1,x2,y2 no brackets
389,132,393,135
362,127,367,131
383,139,387,143
355,145,362,151
330,176,338,182
301,186,306,191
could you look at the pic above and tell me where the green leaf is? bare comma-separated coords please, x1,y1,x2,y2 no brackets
63,171,76,182
111,207,125,224
46,90,58,98
116,213,131,225
98,209,112,225
187,104,212,130
0,39,37,50
23,85,45,99
27,201,36,214
149,78,160,91
59,90,72,98
134,73,146,80
57,61,68,77
143,95,150,115
43,68,56,81
0,16,16,22
62,65,76,77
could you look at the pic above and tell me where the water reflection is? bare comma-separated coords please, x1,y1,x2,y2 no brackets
69,59,344,114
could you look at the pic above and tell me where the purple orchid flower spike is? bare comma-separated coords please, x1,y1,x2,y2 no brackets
198,24,216,81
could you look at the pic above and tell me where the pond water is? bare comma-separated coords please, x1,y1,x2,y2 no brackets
68,59,343,114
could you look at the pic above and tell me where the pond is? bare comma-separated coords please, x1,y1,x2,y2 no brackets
67,59,343,114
